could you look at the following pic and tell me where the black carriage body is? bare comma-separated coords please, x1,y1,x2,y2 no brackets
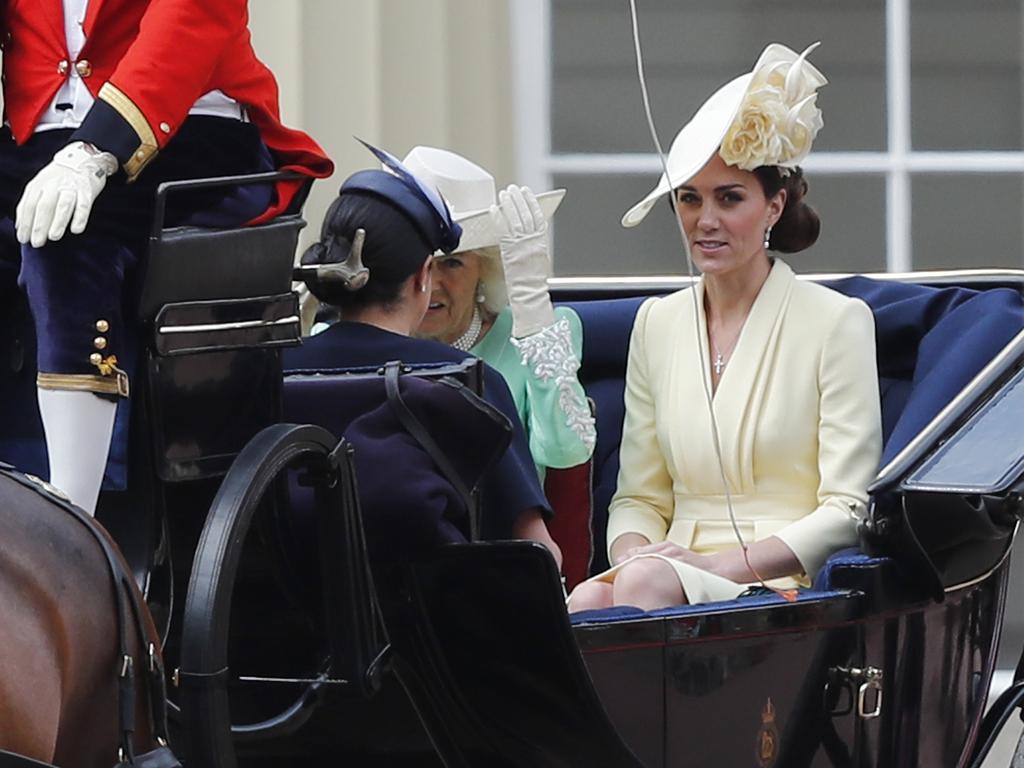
5,184,1024,768
176,268,1024,766
574,554,1009,768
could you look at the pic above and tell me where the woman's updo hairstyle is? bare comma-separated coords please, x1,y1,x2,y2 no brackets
301,189,433,310
300,164,462,311
753,166,820,253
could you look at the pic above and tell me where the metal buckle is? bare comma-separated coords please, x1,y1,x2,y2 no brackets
115,369,130,398
857,667,883,719
829,665,883,720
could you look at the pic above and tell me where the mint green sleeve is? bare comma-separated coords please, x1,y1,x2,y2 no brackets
512,306,596,470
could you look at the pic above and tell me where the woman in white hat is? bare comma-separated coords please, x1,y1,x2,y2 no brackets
286,143,562,567
569,44,882,611
405,146,596,478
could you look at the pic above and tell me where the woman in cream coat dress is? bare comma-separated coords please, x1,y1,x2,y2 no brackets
569,43,882,611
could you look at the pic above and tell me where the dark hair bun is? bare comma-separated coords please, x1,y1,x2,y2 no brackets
303,192,433,310
754,166,820,253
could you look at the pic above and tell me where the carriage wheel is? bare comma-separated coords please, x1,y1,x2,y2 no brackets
177,423,343,767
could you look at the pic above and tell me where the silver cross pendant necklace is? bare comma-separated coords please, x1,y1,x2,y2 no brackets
713,349,727,377
712,333,739,377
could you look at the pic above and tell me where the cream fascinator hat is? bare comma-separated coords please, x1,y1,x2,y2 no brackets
622,42,827,228
401,146,566,253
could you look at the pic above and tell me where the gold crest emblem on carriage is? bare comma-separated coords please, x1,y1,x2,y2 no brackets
756,697,779,768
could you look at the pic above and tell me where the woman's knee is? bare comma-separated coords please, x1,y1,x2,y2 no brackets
567,581,613,612
612,558,686,609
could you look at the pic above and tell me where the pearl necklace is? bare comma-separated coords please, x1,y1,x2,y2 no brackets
451,306,483,352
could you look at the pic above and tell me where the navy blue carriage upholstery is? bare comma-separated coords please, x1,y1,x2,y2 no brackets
561,276,1024,588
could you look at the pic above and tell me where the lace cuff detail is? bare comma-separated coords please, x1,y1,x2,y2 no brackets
511,317,597,450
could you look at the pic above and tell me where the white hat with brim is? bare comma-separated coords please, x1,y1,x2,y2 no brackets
622,74,751,228
401,145,565,253
621,42,825,228
449,189,565,253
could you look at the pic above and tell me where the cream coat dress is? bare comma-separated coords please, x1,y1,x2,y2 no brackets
596,260,883,604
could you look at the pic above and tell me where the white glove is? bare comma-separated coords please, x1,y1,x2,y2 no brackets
490,185,556,338
16,141,119,248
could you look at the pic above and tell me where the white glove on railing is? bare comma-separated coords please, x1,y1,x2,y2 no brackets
490,185,556,339
16,141,119,248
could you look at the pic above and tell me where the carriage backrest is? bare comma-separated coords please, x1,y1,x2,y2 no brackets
282,359,484,438
558,275,1024,574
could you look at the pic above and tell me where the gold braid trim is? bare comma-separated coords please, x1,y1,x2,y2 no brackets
98,82,159,181
38,371,130,398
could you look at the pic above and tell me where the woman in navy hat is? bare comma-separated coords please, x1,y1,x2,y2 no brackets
285,144,562,565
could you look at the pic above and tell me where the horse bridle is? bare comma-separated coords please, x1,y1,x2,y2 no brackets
0,464,178,768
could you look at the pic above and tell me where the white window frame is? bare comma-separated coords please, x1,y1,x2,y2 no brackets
510,0,1024,272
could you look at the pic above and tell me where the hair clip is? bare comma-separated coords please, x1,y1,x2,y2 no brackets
296,228,370,291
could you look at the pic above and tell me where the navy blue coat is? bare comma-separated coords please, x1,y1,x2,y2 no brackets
284,320,551,539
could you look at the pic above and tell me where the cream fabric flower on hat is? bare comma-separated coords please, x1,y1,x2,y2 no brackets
719,42,826,171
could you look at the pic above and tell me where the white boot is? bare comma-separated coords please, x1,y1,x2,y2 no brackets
37,388,117,515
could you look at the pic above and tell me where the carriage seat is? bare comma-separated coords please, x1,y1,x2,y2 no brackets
560,275,1024,582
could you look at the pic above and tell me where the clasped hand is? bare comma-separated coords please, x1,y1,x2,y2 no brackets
616,541,721,574
16,141,118,248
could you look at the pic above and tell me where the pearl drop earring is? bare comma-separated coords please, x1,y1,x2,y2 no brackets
763,225,773,250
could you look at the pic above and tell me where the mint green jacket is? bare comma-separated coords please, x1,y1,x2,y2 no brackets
472,306,596,477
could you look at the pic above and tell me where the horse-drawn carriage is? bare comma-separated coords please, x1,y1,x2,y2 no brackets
1,172,1023,768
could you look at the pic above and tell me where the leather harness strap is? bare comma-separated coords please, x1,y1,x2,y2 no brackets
382,361,480,540
0,465,172,766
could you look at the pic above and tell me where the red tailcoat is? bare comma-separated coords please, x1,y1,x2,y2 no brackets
0,0,334,220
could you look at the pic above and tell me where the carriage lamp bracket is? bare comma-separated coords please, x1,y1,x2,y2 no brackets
828,666,883,720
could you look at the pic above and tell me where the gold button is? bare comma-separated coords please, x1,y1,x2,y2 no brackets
95,319,109,333
136,150,145,159
93,337,107,350
74,59,92,78
57,59,69,75
89,352,102,365
159,122,171,134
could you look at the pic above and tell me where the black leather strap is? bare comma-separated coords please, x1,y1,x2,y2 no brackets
383,361,479,540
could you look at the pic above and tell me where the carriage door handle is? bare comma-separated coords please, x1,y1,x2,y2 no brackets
830,666,884,720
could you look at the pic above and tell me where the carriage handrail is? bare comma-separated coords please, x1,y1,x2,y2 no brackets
870,326,1024,494
150,170,306,239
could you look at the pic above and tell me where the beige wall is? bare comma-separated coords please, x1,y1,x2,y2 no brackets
248,0,515,249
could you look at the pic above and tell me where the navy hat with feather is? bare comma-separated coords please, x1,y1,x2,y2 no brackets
297,139,463,298
343,138,462,254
